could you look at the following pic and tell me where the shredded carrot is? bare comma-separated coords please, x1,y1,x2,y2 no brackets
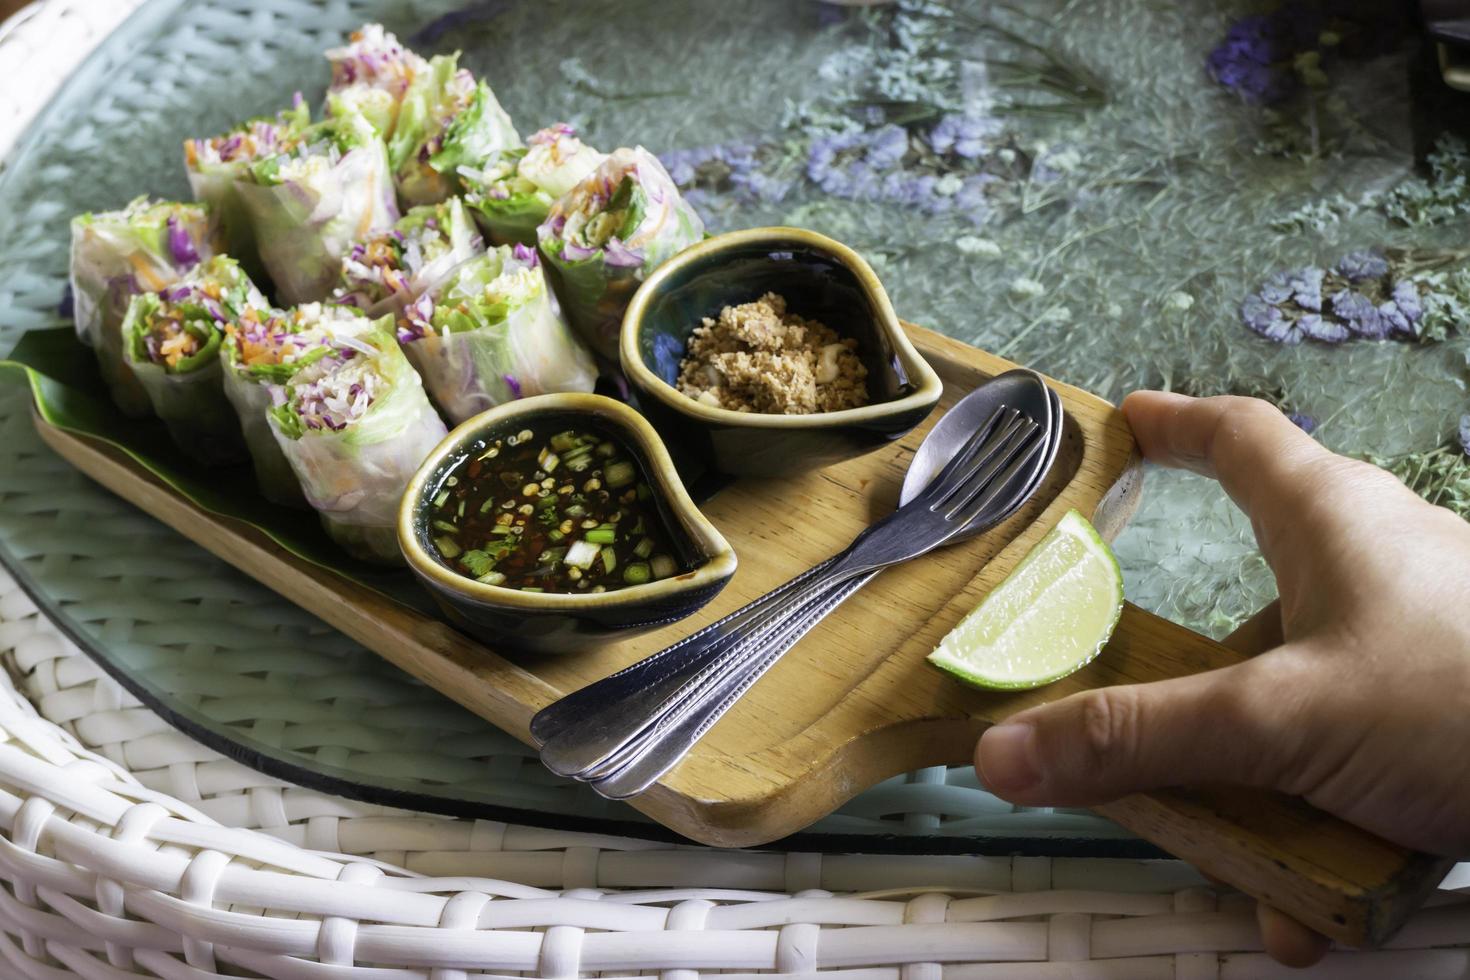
129,252,168,291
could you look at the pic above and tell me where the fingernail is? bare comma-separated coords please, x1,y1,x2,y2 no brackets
978,723,1039,793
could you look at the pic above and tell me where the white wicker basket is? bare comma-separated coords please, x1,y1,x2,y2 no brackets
2,2,1469,977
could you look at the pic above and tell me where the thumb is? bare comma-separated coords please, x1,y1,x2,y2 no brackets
975,659,1290,806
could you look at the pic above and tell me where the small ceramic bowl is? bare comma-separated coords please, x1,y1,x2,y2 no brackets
621,227,943,477
398,393,738,655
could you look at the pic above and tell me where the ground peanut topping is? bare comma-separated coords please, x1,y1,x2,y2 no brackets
676,292,869,414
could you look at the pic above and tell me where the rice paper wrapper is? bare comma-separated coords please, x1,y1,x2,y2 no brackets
238,113,399,305
184,100,312,287
537,146,704,359
389,52,521,208
221,303,377,505
269,319,447,564
69,197,215,416
463,124,605,246
333,196,484,320
400,245,597,424
120,257,265,466
131,356,246,465
323,23,427,142
222,369,301,504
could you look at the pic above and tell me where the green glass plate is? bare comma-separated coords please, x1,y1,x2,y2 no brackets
0,0,1460,850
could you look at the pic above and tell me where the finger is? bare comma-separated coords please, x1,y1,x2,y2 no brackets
1257,903,1330,968
1120,391,1330,524
1222,600,1283,657
975,659,1287,806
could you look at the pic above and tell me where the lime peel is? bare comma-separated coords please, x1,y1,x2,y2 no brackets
927,509,1123,691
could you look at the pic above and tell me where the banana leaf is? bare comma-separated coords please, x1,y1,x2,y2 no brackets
0,326,427,609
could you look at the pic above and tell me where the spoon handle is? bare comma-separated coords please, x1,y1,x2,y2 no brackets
590,569,881,798
532,554,845,770
536,511,947,779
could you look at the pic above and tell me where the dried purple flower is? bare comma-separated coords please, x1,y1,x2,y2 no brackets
929,114,1001,160
1206,14,1298,105
1298,313,1351,343
1335,249,1390,282
1242,294,1301,344
1287,411,1318,434
1330,289,1389,338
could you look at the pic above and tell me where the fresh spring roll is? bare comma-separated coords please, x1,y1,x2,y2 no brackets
237,110,399,305
461,123,605,246
183,98,312,287
323,23,427,141
536,147,705,359
70,197,215,416
332,196,484,317
268,317,448,564
387,51,521,208
220,303,373,505
120,256,266,466
397,244,597,423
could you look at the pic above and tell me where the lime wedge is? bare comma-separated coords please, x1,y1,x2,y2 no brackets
928,509,1123,691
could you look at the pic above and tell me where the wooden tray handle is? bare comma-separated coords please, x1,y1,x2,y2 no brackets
1091,603,1453,947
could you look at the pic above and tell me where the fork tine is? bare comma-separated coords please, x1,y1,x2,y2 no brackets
921,407,1021,508
945,422,1044,523
926,412,1032,512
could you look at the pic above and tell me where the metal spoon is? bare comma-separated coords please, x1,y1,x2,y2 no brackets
584,373,1062,797
532,371,1060,792
533,372,1058,778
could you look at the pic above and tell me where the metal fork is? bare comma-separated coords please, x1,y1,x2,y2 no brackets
581,418,1050,797
535,409,1045,783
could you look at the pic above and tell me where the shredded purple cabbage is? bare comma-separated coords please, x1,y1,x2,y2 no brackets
602,238,645,269
165,216,200,268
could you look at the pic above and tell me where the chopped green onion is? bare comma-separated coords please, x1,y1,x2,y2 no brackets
432,519,458,534
460,550,496,577
477,571,507,586
565,539,601,569
520,587,545,593
651,554,676,579
538,547,568,563
550,431,580,452
537,493,560,510
538,448,560,472
602,548,617,573
605,460,636,488
596,441,615,458
457,499,466,518
435,536,462,559
491,525,519,535
585,527,617,544
633,537,654,559
433,489,450,508
623,562,651,585
479,499,496,514
548,529,566,542
565,503,588,518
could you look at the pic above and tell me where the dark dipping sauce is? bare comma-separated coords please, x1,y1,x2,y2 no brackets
429,423,688,593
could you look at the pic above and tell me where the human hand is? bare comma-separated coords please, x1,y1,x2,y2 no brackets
975,391,1470,966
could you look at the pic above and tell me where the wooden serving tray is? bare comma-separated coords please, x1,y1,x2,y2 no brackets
34,323,1450,947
